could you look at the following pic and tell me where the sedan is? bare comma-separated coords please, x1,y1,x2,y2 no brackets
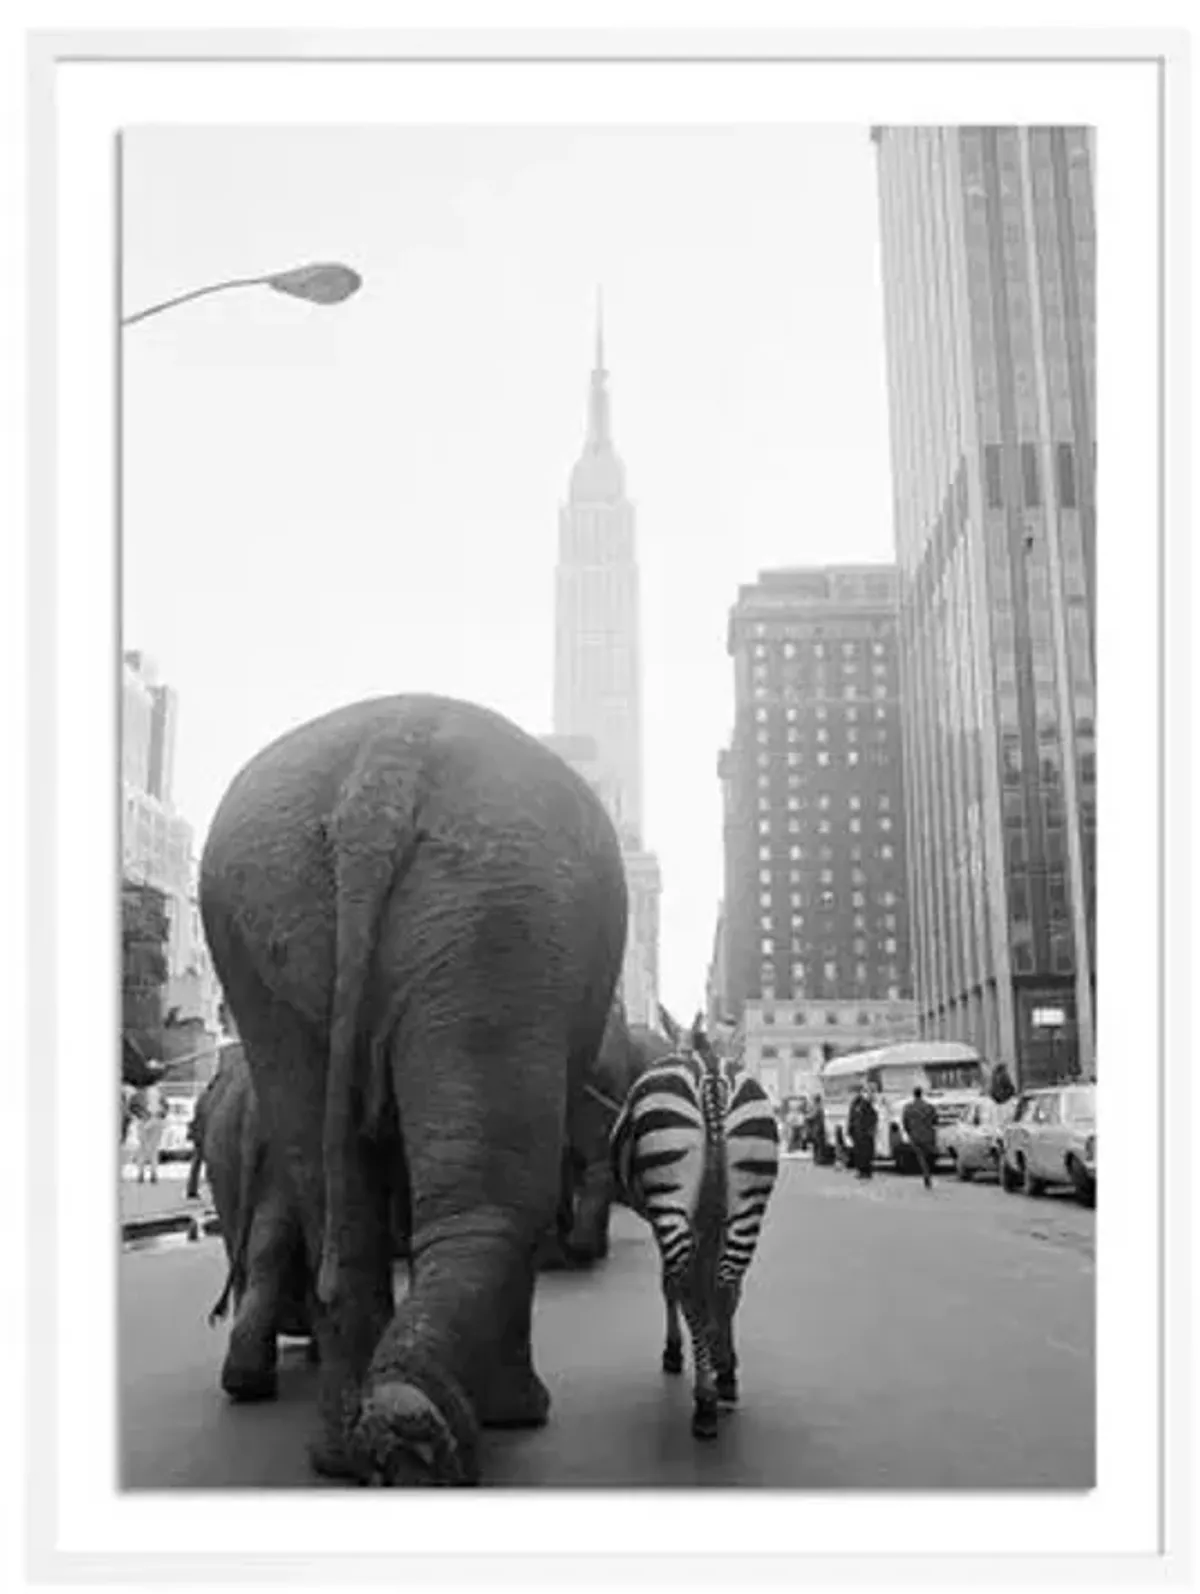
1001,1083,1096,1205
945,1096,1011,1181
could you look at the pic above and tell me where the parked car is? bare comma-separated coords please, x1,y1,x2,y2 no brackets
1000,1083,1096,1205
945,1094,1013,1181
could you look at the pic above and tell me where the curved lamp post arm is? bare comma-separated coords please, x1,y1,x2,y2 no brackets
122,275,270,326
122,263,362,327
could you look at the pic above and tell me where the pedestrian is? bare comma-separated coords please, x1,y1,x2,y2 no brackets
847,1082,879,1179
989,1060,1016,1105
184,1090,207,1201
902,1082,940,1189
133,1081,168,1184
807,1092,828,1164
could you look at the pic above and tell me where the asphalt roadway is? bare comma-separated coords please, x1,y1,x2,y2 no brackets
119,1155,1094,1490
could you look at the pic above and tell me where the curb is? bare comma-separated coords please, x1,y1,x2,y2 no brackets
121,1207,221,1245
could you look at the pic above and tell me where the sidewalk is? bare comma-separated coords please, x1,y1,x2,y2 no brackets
119,1159,217,1240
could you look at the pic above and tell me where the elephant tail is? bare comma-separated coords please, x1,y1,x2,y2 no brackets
316,740,423,1310
208,1129,264,1328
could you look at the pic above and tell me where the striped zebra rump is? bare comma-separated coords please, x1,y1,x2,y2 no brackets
610,1045,780,1438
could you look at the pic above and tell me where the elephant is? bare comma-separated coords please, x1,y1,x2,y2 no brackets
201,1044,321,1394
198,694,627,1486
544,1005,672,1267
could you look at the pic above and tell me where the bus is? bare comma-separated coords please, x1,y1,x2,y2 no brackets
819,1041,985,1170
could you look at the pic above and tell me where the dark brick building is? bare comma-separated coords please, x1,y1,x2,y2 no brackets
718,566,914,1033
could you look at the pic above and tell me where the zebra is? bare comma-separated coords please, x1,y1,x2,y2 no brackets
610,1007,780,1439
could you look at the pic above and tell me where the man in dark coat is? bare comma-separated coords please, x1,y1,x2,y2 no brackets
902,1083,940,1189
847,1084,879,1179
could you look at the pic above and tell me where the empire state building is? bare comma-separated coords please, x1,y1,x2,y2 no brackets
547,309,661,1026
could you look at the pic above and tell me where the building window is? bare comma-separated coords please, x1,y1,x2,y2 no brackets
856,963,869,983
818,752,830,766
817,728,829,743
789,845,802,860
849,795,861,810
761,914,773,930
848,752,860,766
762,1045,778,1059
816,705,828,721
985,443,1003,508
824,1001,838,1018
880,845,894,860
758,796,770,811
873,643,885,657
885,938,898,954
762,1009,776,1025
853,892,865,907
820,869,834,885
882,891,896,906
820,891,834,908
788,796,800,811
1021,441,1042,508
878,795,890,810
818,820,831,834
784,642,796,659
758,820,770,835
858,1011,872,1024
1056,441,1077,508
761,937,774,955
756,707,768,722
760,891,772,907
759,846,771,861
880,817,893,832
786,707,798,722
850,819,861,833
759,869,771,884
814,644,825,659
887,984,901,1000
758,773,770,789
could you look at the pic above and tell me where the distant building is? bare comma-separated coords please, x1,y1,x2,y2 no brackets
121,652,221,1034
716,566,915,1068
736,997,918,1105
871,126,1096,1084
549,306,661,1027
540,731,661,1030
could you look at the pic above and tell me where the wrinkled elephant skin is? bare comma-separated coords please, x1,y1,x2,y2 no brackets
199,696,626,1485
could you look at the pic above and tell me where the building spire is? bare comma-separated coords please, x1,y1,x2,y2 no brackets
587,289,611,451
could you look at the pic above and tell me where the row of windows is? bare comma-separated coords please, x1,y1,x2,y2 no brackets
758,872,899,902
756,786,893,811
760,966,905,1000
754,640,890,661
758,845,897,867
754,683,892,706
982,440,1082,512
753,661,890,683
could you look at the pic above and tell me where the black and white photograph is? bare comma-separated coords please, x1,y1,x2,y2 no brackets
15,24,1186,1585
116,117,1097,1492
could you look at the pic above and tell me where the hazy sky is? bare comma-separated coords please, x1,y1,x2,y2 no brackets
122,124,896,1019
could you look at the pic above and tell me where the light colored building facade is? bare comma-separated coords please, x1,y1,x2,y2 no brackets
871,126,1096,1086
550,313,661,1028
737,997,918,1105
122,651,221,1033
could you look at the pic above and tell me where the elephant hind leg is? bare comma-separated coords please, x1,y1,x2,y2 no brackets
351,1012,568,1484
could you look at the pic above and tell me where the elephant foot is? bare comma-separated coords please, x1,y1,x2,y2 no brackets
716,1372,739,1406
221,1359,278,1404
477,1365,551,1430
662,1345,684,1375
350,1378,479,1486
691,1396,720,1441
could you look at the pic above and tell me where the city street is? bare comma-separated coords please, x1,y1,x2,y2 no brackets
120,1155,1094,1490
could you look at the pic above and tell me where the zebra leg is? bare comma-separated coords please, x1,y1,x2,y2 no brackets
679,1288,720,1440
661,1287,684,1375
714,1277,742,1405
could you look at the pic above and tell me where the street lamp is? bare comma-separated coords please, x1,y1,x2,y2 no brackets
122,261,362,326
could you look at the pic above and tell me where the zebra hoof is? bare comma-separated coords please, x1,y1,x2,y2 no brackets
716,1375,738,1406
662,1346,684,1375
691,1400,720,1441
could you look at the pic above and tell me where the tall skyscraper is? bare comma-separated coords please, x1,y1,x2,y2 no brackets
872,126,1096,1086
552,307,661,1026
554,308,643,842
717,566,917,1101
